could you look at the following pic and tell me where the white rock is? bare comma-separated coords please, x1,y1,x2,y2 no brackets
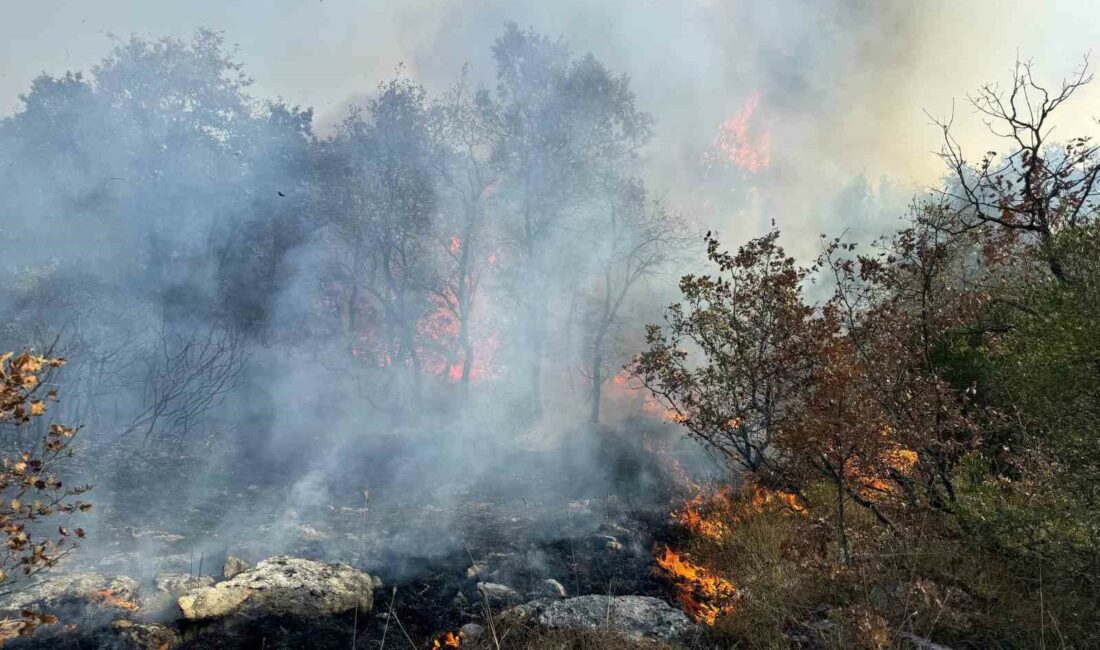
178,556,373,620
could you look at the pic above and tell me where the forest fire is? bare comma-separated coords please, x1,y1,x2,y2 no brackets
655,482,807,624
432,630,463,648
0,5,1095,648
654,546,738,625
416,291,501,383
675,489,732,542
607,371,685,422
674,482,806,538
706,92,771,173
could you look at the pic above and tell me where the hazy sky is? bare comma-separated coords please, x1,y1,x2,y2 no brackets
3,0,1099,242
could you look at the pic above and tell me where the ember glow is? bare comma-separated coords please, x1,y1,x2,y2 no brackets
94,589,139,612
607,370,686,422
850,445,920,499
417,292,501,382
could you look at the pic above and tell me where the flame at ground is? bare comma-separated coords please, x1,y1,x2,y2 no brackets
657,482,806,624
654,546,738,625
674,483,805,542
432,630,463,648
706,92,771,174
94,588,139,612
675,489,733,542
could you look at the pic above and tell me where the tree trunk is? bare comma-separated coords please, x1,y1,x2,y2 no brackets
525,291,545,417
836,470,852,565
589,345,604,424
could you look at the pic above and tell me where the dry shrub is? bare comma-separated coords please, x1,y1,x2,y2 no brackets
667,482,1051,649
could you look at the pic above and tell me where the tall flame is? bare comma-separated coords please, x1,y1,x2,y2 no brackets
654,546,738,625
706,92,771,174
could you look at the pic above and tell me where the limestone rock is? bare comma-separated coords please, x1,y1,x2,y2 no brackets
460,622,485,641
900,633,956,650
222,556,250,579
110,619,182,650
177,556,373,620
476,582,519,604
156,573,214,597
501,595,697,643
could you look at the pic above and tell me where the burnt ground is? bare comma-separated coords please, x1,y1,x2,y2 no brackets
7,421,710,648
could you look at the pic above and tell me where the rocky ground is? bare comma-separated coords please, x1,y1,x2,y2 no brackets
1,425,709,648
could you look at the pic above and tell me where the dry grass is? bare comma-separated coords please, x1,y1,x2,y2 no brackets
668,482,1057,649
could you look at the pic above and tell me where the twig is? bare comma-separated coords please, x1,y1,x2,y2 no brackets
478,586,502,650
390,608,419,650
565,506,582,596
351,600,358,649
379,586,396,650
463,542,502,650
605,578,615,628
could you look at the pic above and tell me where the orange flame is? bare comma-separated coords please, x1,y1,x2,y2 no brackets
675,489,733,541
848,445,919,499
706,92,771,174
417,291,501,382
606,370,686,423
94,588,139,612
654,547,738,625
749,484,806,515
674,483,805,539
657,481,808,624
432,630,463,648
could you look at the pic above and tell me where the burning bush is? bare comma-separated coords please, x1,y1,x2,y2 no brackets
653,481,806,627
0,351,91,642
632,59,1100,640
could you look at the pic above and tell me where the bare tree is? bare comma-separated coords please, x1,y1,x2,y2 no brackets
123,324,248,444
428,71,499,386
485,24,652,415
933,57,1100,282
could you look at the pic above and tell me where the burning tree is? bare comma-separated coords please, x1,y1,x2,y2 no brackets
0,351,91,641
632,219,983,561
319,75,440,409
427,71,501,386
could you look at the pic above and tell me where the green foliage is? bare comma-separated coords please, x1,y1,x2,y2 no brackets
946,225,1100,639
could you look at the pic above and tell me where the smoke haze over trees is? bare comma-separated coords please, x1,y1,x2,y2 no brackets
2,11,1100,648
0,27,684,439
